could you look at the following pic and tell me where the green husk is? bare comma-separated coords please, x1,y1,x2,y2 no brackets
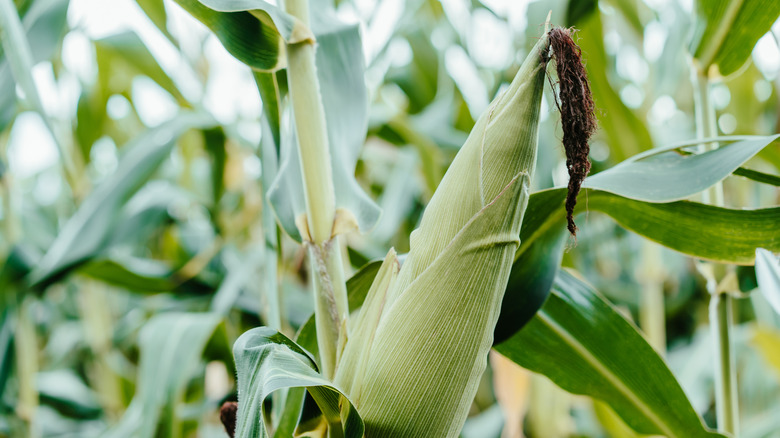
337,31,551,437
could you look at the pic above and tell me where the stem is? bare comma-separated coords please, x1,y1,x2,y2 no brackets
710,291,738,434
285,0,335,245
283,0,348,379
693,68,738,436
692,70,723,205
638,242,666,355
307,240,349,379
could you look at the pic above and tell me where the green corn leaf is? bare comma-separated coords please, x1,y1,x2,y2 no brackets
94,31,189,106
105,312,224,438
755,248,780,315
496,186,779,342
0,310,13,401
0,0,69,130
170,0,291,71
26,112,216,289
689,0,780,77
495,270,727,438
232,327,364,438
584,135,780,202
524,188,779,265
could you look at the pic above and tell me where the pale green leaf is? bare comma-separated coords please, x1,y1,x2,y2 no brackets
105,312,223,438
584,135,780,202
232,327,363,438
495,270,726,438
689,0,780,77
26,113,216,288
170,0,286,71
755,248,780,315
94,31,188,105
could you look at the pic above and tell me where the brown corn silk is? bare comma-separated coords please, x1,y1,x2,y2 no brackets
548,27,597,236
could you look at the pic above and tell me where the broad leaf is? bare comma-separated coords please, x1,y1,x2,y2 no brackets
233,327,364,438
495,270,726,438
584,135,780,202
755,248,780,315
171,0,302,72
26,113,216,288
522,188,779,266
689,0,780,77
105,312,224,438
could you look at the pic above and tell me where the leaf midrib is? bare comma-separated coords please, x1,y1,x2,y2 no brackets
536,311,678,438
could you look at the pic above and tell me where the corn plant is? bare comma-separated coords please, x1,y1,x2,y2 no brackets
0,0,780,438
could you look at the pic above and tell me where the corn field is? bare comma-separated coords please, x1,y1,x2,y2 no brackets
1,0,779,437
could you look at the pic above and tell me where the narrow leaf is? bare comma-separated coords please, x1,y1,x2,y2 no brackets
584,135,780,202
26,113,215,288
495,270,726,438
105,313,223,438
170,0,287,71
755,248,780,315
689,0,780,77
521,188,780,265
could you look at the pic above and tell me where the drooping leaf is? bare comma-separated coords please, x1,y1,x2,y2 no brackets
495,270,726,438
523,188,779,266
755,248,780,315
94,31,188,105
689,0,780,77
170,0,297,72
584,135,780,202
105,312,224,438
26,112,216,288
232,327,364,438
494,184,780,341
135,0,177,44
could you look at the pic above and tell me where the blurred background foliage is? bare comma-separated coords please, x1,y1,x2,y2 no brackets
0,0,779,437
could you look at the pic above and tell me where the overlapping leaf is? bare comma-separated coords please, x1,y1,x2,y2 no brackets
689,0,780,77
584,135,780,202
26,112,216,288
233,327,363,438
495,270,726,438
105,312,224,438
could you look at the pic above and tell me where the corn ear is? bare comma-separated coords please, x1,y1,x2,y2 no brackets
387,32,549,304
339,31,551,437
